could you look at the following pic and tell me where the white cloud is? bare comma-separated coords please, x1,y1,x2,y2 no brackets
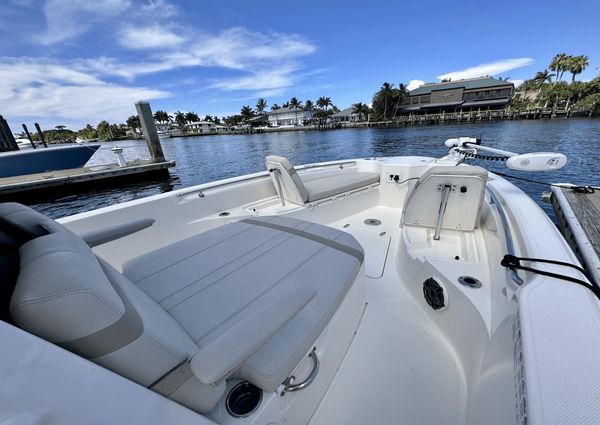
34,0,130,45
15,0,318,125
437,58,534,81
120,25,184,49
210,65,296,91
0,59,169,128
141,0,178,17
508,79,524,88
407,79,425,91
80,27,316,95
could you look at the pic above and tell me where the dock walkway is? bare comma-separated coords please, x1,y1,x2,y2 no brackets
552,187,600,285
0,159,175,200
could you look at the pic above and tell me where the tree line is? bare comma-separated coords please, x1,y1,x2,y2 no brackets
511,53,600,114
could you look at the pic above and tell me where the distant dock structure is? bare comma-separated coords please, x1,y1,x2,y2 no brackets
0,101,175,201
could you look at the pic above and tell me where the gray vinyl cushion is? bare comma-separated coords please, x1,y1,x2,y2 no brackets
266,155,309,203
123,215,364,391
303,171,380,202
265,155,380,204
5,202,223,414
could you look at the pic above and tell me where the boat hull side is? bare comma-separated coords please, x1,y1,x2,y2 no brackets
0,144,100,178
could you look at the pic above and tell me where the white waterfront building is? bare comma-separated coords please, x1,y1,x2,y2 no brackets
267,107,314,126
185,121,217,134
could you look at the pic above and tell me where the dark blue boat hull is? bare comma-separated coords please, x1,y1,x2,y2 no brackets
0,144,100,178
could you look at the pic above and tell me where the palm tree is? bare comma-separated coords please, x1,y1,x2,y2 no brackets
240,105,254,122
185,112,199,123
174,111,186,127
156,110,170,123
392,83,409,117
126,115,140,130
282,101,290,108
550,53,570,81
304,100,314,111
379,82,394,120
256,98,268,114
534,69,555,90
289,97,303,124
352,102,370,121
271,103,280,110
317,96,332,111
569,55,589,82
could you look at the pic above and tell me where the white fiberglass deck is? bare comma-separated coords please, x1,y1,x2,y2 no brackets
3,153,591,425
310,207,465,424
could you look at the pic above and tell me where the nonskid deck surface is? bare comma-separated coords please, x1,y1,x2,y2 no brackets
308,207,466,425
310,299,464,425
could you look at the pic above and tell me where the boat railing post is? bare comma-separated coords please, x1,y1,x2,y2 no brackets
433,184,452,241
135,100,165,163
21,124,37,149
34,123,48,148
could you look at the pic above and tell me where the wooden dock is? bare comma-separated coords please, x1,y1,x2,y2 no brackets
0,159,175,201
551,187,600,285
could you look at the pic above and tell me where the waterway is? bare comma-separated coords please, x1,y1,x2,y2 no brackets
30,118,600,219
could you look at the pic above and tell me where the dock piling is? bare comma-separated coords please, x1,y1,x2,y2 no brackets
135,100,165,163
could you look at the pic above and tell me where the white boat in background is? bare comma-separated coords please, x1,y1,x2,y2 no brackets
1,137,597,425
75,137,99,144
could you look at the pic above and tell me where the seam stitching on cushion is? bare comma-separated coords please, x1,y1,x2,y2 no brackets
10,288,123,316
130,224,255,283
193,245,327,345
156,230,295,304
143,334,187,363
19,247,93,267
164,232,297,310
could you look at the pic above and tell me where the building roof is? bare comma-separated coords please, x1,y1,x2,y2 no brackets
332,107,359,118
409,77,514,96
268,106,306,114
186,121,214,125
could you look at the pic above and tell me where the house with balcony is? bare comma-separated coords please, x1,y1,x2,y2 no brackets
267,107,314,126
185,121,217,134
399,77,514,114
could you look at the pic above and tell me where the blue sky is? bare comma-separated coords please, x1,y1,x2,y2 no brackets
1,0,599,129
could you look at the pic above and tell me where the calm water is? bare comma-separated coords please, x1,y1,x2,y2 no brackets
29,118,600,219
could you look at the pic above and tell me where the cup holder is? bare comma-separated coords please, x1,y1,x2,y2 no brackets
458,276,482,288
226,381,262,418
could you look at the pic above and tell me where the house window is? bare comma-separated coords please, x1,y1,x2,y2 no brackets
420,95,430,104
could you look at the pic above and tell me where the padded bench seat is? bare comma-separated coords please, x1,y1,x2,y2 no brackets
266,155,380,204
5,202,365,413
123,215,364,391
303,170,380,202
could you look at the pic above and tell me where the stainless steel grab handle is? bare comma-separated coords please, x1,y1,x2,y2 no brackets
280,348,319,396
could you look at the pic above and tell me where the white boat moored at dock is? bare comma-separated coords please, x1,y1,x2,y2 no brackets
0,138,598,425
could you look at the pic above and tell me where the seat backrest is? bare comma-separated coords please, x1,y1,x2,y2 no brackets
266,155,309,205
3,203,223,412
401,165,488,232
